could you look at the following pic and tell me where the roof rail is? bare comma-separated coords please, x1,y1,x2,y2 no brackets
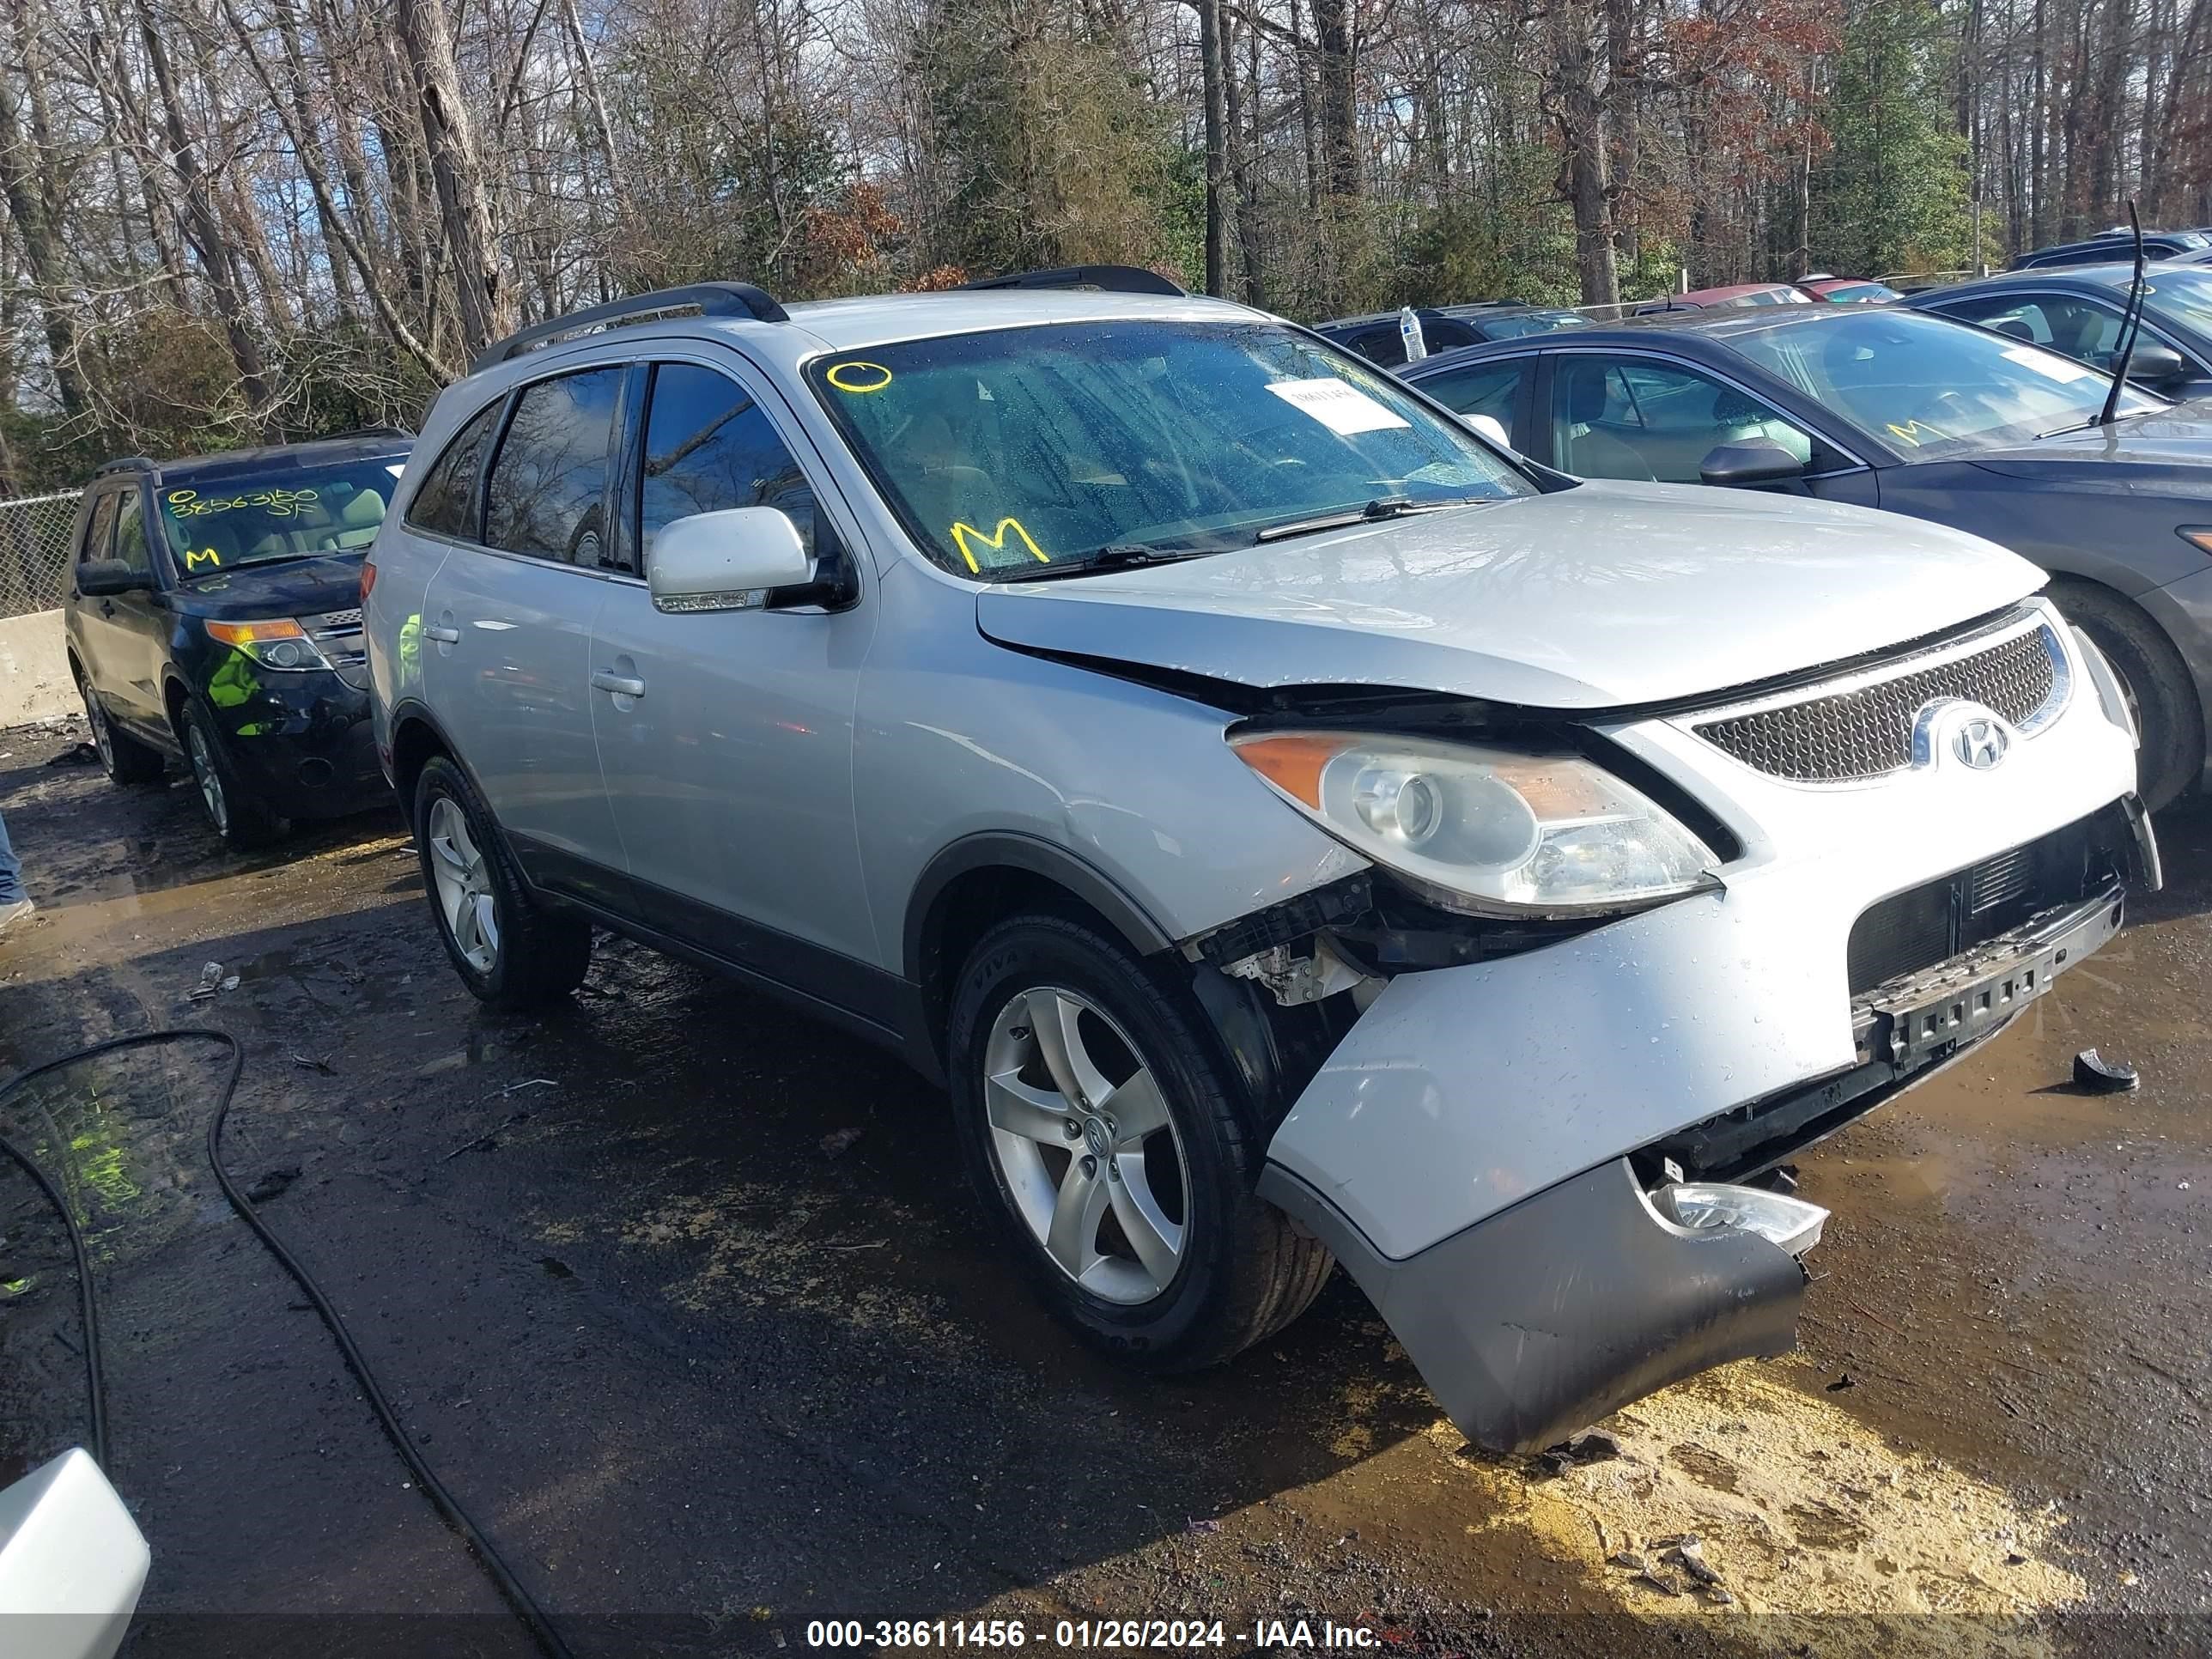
957,264,1187,298
470,282,789,374
94,456,158,476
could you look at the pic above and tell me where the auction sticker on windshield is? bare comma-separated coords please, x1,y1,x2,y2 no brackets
1265,377,1411,434
2002,345,2097,382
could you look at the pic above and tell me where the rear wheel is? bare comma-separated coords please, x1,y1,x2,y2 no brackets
412,754,592,1010
180,702,284,848
947,914,1333,1372
2051,582,2202,811
75,669,163,785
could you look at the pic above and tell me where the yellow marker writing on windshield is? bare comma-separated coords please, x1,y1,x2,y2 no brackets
185,548,222,569
826,361,893,393
950,517,1049,573
1886,420,1943,447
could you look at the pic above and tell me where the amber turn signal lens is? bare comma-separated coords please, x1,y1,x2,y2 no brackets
204,619,307,647
1230,733,1345,807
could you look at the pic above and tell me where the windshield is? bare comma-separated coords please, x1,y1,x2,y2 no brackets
2120,267,2212,337
805,320,1530,579
1723,309,2165,459
1816,282,1900,303
1481,309,1592,340
161,456,406,577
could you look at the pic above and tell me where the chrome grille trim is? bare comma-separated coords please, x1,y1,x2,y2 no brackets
1688,605,2070,785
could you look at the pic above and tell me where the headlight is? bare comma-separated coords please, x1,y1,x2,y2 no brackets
1231,731,1717,916
204,618,333,672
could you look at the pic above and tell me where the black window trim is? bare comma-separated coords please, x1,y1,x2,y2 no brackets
1530,341,1872,479
479,362,630,574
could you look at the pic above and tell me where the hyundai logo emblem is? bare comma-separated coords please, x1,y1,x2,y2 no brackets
1953,715,2009,770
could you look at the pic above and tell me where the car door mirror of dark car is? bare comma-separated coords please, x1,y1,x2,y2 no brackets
75,558,155,598
2125,343,2191,387
1699,439,1806,489
648,507,817,614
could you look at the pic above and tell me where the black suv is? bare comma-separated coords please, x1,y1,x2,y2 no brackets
64,432,411,847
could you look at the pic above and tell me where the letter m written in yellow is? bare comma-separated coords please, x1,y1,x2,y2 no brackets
948,517,1048,574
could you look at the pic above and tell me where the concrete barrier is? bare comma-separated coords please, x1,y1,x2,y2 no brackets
0,610,77,725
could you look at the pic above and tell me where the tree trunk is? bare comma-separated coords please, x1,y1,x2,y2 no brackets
1313,0,1359,197
1199,0,1230,295
1550,1,1618,305
0,19,86,414
393,0,511,357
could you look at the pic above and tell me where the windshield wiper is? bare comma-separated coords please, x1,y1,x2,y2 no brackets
1253,495,1490,544
991,544,1219,583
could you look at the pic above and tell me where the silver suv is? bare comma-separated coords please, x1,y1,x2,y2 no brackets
364,270,2154,1452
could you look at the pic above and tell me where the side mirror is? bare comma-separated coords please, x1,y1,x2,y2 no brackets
75,559,154,598
0,1449,150,1659
1461,412,1512,448
2126,342,2191,387
1699,438,1806,489
648,507,814,614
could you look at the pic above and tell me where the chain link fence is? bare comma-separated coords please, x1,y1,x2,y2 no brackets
0,489,83,621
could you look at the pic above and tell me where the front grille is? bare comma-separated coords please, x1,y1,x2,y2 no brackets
1696,623,2059,782
1846,805,2130,994
313,607,363,630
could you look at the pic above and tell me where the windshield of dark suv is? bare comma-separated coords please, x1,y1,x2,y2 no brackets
1722,309,2165,459
159,455,407,578
805,320,1531,578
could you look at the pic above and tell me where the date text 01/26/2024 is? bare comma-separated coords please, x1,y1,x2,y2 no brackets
805,1620,1382,1650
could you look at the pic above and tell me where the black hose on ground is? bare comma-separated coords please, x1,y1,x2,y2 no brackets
0,1028,576,1659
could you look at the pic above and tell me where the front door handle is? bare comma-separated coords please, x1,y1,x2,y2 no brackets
591,670,647,699
422,623,461,644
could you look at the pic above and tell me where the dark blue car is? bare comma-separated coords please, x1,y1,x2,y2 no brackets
1398,304,2212,809
1908,263,2212,402
64,432,411,847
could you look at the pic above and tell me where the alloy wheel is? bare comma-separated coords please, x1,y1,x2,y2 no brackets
427,796,500,973
982,986,1190,1305
186,723,230,836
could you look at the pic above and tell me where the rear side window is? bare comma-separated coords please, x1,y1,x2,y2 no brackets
405,400,501,541
485,368,624,563
638,362,829,565
80,491,119,563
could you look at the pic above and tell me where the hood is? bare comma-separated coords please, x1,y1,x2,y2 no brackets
975,482,2043,710
171,554,366,621
1969,399,2212,495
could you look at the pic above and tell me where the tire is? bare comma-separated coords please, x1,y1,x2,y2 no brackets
947,914,1333,1372
2051,582,2203,811
179,702,286,848
412,754,591,1010
75,668,164,785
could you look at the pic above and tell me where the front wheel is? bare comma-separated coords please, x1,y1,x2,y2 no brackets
412,755,591,1010
2052,583,2203,811
180,702,284,848
947,915,1333,1372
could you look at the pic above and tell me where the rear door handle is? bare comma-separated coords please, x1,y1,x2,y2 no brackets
423,624,461,644
591,670,647,699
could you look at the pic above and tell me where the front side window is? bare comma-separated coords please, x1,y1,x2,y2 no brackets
483,368,623,564
638,362,830,567
1550,355,1816,483
405,401,501,542
161,457,405,577
2134,268,2212,341
113,490,151,574
808,320,1529,579
80,491,119,564
1723,309,2164,459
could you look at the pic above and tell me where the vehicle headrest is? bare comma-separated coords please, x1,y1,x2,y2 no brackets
1566,367,1609,422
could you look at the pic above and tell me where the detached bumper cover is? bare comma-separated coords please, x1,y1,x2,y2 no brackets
1261,1158,1806,1455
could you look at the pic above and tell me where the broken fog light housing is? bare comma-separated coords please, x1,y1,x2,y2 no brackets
1230,731,1717,916
1653,1182,1827,1258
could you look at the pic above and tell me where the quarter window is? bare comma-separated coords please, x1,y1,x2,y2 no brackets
485,368,624,563
1550,355,1819,483
1416,361,1530,440
638,362,832,568
405,399,502,542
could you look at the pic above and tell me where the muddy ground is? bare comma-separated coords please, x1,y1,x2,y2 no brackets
1,712,2208,1659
